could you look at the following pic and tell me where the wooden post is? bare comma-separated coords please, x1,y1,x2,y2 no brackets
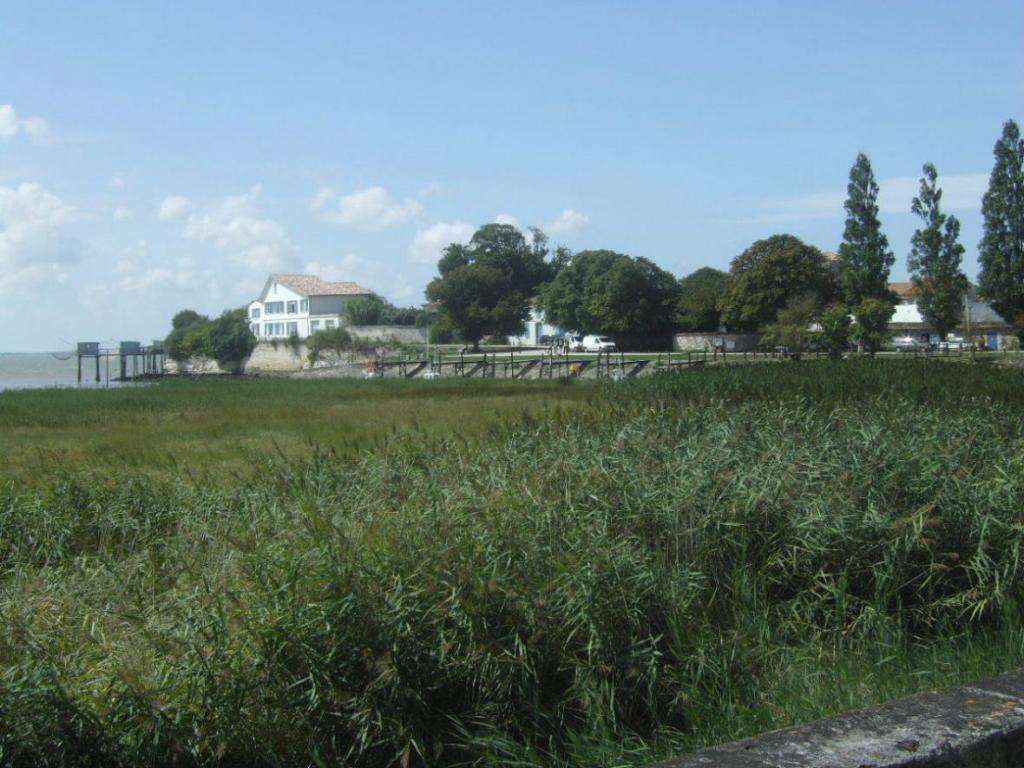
77,353,82,385
95,353,100,384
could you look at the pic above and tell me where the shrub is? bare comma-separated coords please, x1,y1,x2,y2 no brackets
211,308,257,369
165,308,256,370
344,296,387,325
819,304,853,358
307,326,353,364
853,297,895,354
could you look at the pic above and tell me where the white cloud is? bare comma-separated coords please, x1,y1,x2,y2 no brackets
113,206,132,222
416,183,445,198
179,186,297,272
305,254,369,283
391,284,417,301
117,266,196,293
877,173,989,214
754,172,990,224
316,185,423,229
410,221,475,264
111,242,204,294
545,208,590,234
311,187,337,210
0,182,80,293
750,190,846,224
158,195,193,221
494,213,520,229
0,106,15,138
110,173,126,189
309,253,385,291
0,105,51,143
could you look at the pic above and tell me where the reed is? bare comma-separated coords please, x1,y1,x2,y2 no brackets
2,359,1024,766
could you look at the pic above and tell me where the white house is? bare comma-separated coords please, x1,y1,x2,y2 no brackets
888,281,1015,350
248,274,373,339
507,306,565,346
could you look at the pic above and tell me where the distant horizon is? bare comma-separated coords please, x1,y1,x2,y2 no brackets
1,1,1021,352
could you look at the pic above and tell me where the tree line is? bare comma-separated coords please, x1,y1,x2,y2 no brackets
427,119,1024,352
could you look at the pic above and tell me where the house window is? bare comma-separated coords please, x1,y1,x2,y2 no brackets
265,301,284,314
300,299,309,313
287,322,299,336
287,301,297,314
325,319,336,329
251,307,261,319
251,323,259,336
311,320,320,331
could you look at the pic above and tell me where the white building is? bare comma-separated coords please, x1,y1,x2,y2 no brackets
507,306,565,346
889,281,1014,350
248,274,373,339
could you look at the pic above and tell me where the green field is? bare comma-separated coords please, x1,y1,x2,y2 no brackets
0,378,591,486
3,360,1024,766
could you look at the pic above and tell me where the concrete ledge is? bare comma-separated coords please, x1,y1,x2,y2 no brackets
652,670,1024,768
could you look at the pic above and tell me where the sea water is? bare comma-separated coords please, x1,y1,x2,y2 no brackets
0,352,131,391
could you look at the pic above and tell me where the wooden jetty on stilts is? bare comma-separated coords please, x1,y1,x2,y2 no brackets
76,341,166,385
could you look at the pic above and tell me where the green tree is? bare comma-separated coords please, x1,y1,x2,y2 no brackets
839,154,895,305
165,308,255,370
180,323,214,359
171,309,204,330
718,235,837,332
852,297,894,355
343,295,429,326
165,310,211,361
908,163,968,340
343,295,387,325
539,250,680,348
426,263,519,349
760,294,819,359
425,224,552,349
674,267,729,331
306,326,353,364
978,120,1024,338
818,304,852,359
209,308,257,370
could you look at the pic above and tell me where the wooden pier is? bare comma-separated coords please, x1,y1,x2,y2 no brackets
76,341,166,385
371,349,709,380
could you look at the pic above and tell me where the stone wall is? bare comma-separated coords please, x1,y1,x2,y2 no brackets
347,325,428,344
164,356,235,375
674,332,762,352
651,669,1024,768
244,340,308,373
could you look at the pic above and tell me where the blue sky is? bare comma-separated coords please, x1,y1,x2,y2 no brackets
0,1,1021,351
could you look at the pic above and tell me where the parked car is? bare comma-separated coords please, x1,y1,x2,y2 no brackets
938,335,965,352
582,335,617,353
893,336,925,352
557,334,584,352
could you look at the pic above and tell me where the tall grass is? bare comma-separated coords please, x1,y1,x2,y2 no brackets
0,377,590,486
2,359,1024,766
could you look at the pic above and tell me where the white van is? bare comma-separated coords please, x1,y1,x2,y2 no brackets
582,335,617,352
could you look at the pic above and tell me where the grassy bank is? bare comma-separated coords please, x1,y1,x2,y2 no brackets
0,378,590,486
2,359,1024,766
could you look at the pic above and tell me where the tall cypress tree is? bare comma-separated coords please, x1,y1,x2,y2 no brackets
978,120,1024,335
908,163,968,339
838,153,895,305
